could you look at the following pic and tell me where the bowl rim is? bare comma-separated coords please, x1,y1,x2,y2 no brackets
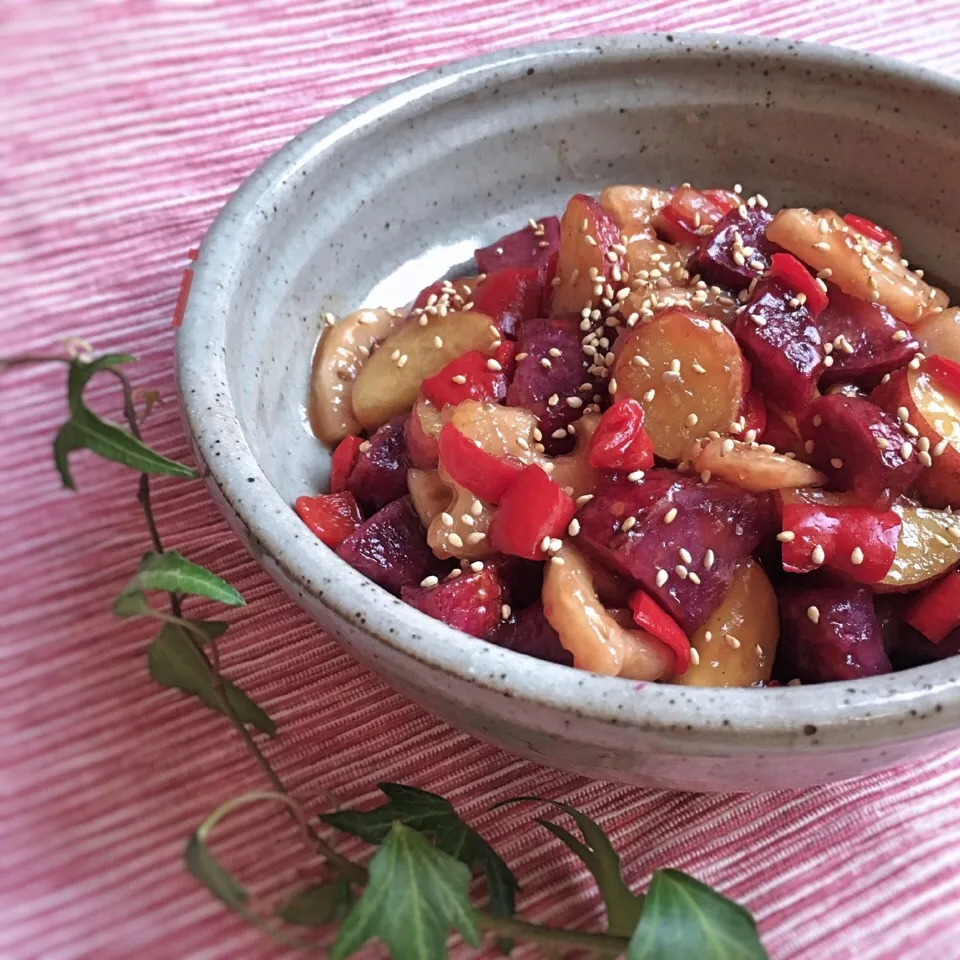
177,31,960,751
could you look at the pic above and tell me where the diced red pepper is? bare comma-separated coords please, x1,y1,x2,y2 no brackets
925,355,960,398
295,492,364,548
655,188,740,245
493,339,518,380
739,387,767,436
769,253,829,316
420,350,507,409
412,279,446,312
904,571,960,643
437,423,523,504
488,464,577,560
628,589,692,675
780,503,901,584
470,267,545,339
186,247,199,261
588,399,655,472
330,435,365,492
475,216,561,282
843,213,902,254
172,268,193,327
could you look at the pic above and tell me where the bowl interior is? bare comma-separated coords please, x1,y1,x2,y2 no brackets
178,34,960,754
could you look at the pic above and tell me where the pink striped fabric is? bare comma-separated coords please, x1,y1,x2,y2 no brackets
4,2,960,958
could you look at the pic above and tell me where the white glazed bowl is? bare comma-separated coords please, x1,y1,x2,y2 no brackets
177,33,960,792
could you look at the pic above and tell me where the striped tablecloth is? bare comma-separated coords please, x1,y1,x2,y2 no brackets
4,2,960,958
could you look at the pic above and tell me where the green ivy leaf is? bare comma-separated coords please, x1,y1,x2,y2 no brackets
119,551,245,607
54,355,196,489
500,797,643,937
111,589,151,617
321,783,517,920
279,877,353,927
185,833,248,912
628,869,767,960
332,823,479,959
148,623,275,736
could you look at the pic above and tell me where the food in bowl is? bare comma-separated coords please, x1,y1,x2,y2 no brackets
297,183,960,689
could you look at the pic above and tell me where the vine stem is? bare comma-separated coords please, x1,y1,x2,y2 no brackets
475,914,629,956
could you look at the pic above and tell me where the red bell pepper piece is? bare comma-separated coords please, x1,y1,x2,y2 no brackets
780,503,900,584
739,387,767,436
843,213,902,254
295,492,364,548
330,435,365,492
925,355,960,398
437,423,523,504
769,252,829,316
904,571,960,643
488,464,577,560
628,589,692,675
655,187,740,245
493,339,518,380
420,350,508,409
588,399,655,471
470,267,545,339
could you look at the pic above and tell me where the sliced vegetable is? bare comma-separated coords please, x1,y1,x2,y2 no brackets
401,570,504,638
676,559,779,688
405,395,443,469
780,502,901,584
588,399,654,472
420,350,507,410
470,267,545,338
346,416,411,510
493,340,518,380
628,589,691,675
735,277,823,413
412,276,477,313
914,306,960,363
925,355,960,397
903,571,960,643
654,187,740,246
488,602,573,666
768,252,829,316
488,465,576,561
407,468,449,529
842,213,902,254
878,505,960,592
475,216,560,280
690,438,827,493
739,387,767,436
599,184,671,234
550,194,623,316
613,307,747,460
295,492,364,548
437,423,523,505
777,584,891,682
330,435,365,493
688,206,778,291
797,394,921,505
542,545,674,679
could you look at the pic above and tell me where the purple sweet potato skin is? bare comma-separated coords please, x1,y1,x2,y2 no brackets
347,416,411,510
735,277,823,414
475,217,561,279
777,583,892,682
815,286,919,387
401,569,503,638
507,316,593,454
689,207,779,291
337,497,441,594
575,470,775,632
488,601,573,665
797,394,921,504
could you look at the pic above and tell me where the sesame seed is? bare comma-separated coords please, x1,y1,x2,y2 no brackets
725,634,741,650
692,361,707,374
804,440,815,454
632,355,650,367
686,413,699,428
358,440,372,453
608,378,618,395
710,319,724,333
901,442,913,459
908,356,921,370
679,547,693,564
752,315,767,327
721,439,735,456
440,512,454,527
540,358,552,369
550,556,565,566
567,519,581,537
627,470,645,482
675,564,688,579
655,569,669,588
830,457,844,469
551,428,567,440
420,575,439,588
447,568,462,579
818,217,830,234
850,547,864,565
584,235,598,247
451,374,468,385
448,532,464,548
622,516,637,532
470,560,484,572
540,535,551,553
919,451,933,467
700,548,715,570
501,604,512,620
700,469,712,483
704,631,713,642
876,437,890,450
918,437,931,452
547,394,559,406
485,358,503,373
823,355,835,368
515,352,529,361
811,544,826,565
892,329,909,343
548,347,562,358
690,648,701,666
934,438,949,456
576,494,594,507
390,348,400,360
664,507,678,524
812,414,823,427
807,605,820,624
461,513,475,527
644,388,656,402
904,423,919,437
397,354,408,367
813,240,831,251
777,531,796,542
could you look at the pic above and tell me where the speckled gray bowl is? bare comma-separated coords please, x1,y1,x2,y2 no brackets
177,33,960,791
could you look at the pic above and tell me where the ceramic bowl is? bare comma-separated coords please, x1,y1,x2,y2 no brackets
177,33,960,792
